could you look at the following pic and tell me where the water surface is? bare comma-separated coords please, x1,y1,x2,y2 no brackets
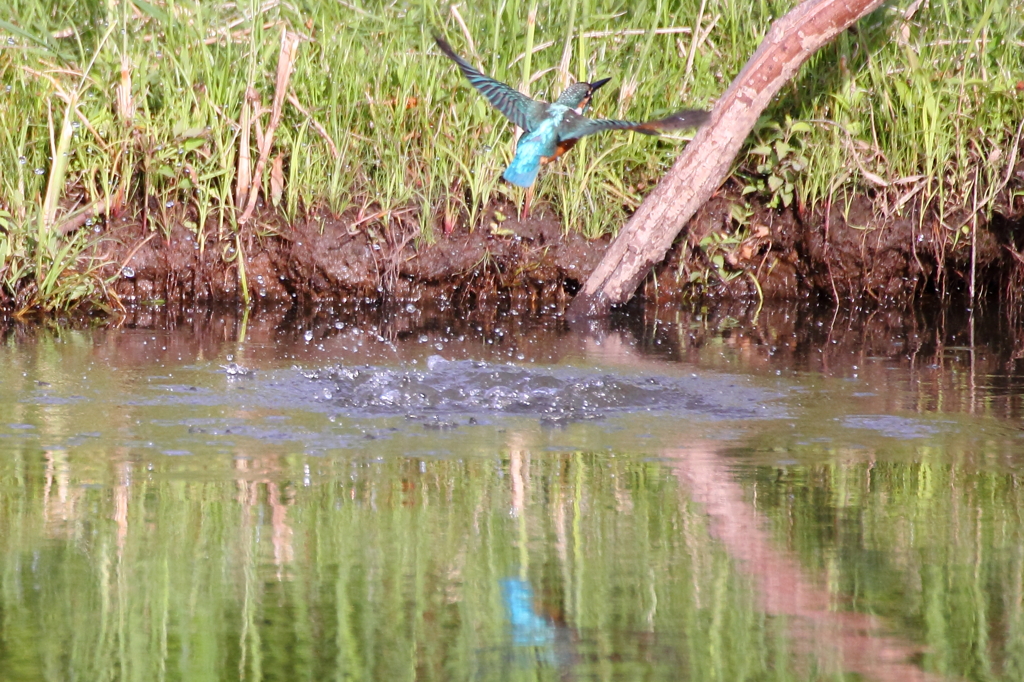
1,302,1022,681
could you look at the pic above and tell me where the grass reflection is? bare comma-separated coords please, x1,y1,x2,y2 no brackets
1,437,1019,680
0,447,757,681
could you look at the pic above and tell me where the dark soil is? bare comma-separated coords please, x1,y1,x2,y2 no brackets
94,182,1024,310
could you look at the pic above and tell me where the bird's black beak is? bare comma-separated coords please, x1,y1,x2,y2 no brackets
577,77,611,113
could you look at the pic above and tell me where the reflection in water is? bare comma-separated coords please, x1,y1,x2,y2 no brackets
671,443,944,682
1,302,1024,680
501,578,555,647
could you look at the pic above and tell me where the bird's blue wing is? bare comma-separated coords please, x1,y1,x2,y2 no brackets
559,108,710,141
435,35,546,132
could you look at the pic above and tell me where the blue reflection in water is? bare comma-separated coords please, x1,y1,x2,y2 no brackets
500,578,556,647
496,575,586,678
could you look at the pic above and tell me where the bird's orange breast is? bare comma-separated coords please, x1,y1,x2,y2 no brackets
541,139,579,166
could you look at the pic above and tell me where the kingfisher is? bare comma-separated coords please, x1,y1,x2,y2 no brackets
434,34,709,192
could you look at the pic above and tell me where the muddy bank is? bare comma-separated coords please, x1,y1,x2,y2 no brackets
97,185,1024,309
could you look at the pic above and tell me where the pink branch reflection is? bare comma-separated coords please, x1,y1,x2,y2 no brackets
667,443,954,682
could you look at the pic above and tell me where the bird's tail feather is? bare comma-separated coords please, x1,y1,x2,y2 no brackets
502,155,541,188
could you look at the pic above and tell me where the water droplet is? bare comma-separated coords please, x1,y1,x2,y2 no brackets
221,362,251,376
122,266,135,278
17,156,26,164
165,201,174,208
33,168,44,175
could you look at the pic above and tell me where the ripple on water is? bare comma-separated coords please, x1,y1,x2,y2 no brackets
302,355,783,424
841,414,949,439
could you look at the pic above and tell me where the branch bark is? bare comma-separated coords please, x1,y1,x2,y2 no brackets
567,0,885,320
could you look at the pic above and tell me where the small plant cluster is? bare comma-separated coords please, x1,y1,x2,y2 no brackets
741,117,811,211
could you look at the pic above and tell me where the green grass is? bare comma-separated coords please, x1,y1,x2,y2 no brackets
0,0,1022,311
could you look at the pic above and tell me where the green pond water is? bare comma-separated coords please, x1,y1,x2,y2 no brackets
1,302,1023,682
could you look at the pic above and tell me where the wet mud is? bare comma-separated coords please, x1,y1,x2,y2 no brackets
92,181,1024,309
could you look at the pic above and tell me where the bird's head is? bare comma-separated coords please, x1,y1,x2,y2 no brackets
557,77,611,113
578,77,611,113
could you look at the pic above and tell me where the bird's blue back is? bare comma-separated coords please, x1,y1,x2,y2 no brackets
502,110,565,187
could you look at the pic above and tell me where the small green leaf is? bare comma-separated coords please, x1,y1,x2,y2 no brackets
198,169,229,182
904,46,920,71
730,204,750,224
130,0,170,22
0,18,69,59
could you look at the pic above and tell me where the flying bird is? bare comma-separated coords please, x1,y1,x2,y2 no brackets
434,34,709,192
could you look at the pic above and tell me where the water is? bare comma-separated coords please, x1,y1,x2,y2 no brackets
1,302,1023,681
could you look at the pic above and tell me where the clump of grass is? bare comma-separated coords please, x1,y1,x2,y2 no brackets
790,1,1024,232
0,0,1021,311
